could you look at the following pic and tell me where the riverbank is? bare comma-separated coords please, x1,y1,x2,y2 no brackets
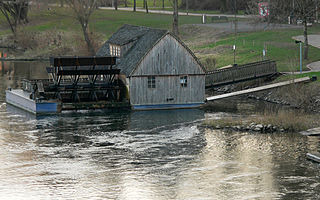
202,109,320,133
247,79,320,113
1,7,320,118
0,7,201,58
0,7,319,69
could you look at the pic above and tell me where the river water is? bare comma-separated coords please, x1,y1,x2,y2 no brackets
0,61,319,200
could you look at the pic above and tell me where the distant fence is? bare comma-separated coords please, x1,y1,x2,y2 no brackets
205,60,277,88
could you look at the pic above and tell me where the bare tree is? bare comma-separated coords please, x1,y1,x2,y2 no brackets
186,0,188,14
172,0,179,35
294,0,318,59
246,0,291,23
59,0,64,7
247,0,319,60
0,0,29,35
66,0,97,55
145,0,148,13
114,0,117,10
133,0,136,11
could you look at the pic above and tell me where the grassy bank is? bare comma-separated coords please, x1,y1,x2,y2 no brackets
0,7,200,38
1,6,320,74
0,7,202,57
278,72,320,82
196,26,320,72
204,110,320,133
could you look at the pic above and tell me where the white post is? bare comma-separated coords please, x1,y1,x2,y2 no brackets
233,45,236,65
202,14,206,24
300,42,302,73
288,16,291,25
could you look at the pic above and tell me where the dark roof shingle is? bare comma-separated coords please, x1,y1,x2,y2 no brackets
97,24,167,76
97,24,205,77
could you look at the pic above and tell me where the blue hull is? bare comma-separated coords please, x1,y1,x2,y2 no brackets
132,103,203,110
6,89,59,115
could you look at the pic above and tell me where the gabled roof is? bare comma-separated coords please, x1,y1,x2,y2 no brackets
107,24,153,46
96,24,206,77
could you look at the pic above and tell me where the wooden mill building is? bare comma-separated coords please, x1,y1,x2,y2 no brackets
97,24,206,110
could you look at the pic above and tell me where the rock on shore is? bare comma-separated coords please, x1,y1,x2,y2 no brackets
203,122,287,133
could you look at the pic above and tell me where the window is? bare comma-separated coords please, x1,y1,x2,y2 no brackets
180,76,188,87
110,45,121,57
148,76,156,88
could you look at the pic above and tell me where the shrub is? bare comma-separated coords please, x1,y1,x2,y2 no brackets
201,56,217,71
252,110,320,132
204,109,320,132
12,28,104,57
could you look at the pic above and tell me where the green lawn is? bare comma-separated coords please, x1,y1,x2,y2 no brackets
198,27,320,72
279,72,320,82
121,0,174,8
91,8,201,39
0,4,246,38
148,7,221,14
118,1,244,15
0,7,203,57
148,7,245,15
0,7,202,39
1,6,320,74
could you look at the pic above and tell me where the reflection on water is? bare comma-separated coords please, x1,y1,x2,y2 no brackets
0,61,320,199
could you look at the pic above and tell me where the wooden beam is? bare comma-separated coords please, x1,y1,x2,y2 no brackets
57,69,120,76
50,57,117,67
206,77,311,101
307,153,320,163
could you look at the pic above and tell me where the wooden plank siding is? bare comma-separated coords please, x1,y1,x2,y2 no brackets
129,34,205,107
133,35,204,76
129,75,205,106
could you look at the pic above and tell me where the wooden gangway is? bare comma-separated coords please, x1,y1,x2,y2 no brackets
206,60,277,88
206,77,311,102
307,153,320,163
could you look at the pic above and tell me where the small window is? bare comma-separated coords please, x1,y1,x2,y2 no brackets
110,45,121,57
180,76,188,87
148,76,156,88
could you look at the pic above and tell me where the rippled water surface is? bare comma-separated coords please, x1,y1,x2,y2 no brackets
0,62,320,199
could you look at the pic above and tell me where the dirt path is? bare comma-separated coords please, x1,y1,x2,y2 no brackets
292,35,320,48
307,61,320,72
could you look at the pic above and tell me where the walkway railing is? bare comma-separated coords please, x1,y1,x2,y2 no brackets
205,60,277,88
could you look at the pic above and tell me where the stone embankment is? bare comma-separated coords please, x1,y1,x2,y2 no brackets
203,122,287,133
